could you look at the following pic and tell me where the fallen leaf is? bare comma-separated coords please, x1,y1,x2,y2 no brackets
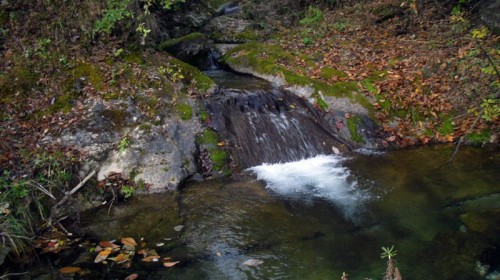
243,259,264,266
99,241,113,248
142,255,161,262
164,261,180,267
94,248,112,263
121,237,137,247
59,267,81,274
108,253,130,264
124,274,139,280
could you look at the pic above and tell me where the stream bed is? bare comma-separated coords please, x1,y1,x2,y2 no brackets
74,145,500,280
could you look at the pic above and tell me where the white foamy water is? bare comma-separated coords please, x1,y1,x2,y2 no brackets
246,155,369,217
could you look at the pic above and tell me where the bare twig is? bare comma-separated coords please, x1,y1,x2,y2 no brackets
49,170,96,225
27,181,56,200
449,112,482,163
0,272,29,279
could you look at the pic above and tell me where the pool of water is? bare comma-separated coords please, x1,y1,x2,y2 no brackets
61,146,500,279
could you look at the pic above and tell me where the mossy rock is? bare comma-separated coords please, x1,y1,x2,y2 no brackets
166,56,216,93
222,42,372,112
159,32,206,52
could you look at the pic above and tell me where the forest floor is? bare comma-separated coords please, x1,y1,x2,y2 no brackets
263,1,499,147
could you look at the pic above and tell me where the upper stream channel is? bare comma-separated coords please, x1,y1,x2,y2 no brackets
73,70,499,280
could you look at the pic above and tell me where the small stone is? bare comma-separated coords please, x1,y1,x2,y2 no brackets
173,225,184,232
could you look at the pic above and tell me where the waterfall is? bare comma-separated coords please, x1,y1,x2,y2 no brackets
205,88,350,168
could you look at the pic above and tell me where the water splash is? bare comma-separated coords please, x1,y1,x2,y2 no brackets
246,155,369,218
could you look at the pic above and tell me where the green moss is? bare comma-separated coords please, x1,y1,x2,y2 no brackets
48,92,78,114
196,129,230,173
313,93,329,111
437,118,454,135
210,150,229,171
323,81,360,97
319,67,347,79
347,115,364,143
466,130,491,144
234,29,259,41
159,32,205,51
175,103,193,120
223,42,373,112
71,61,104,91
197,129,219,146
166,57,215,92
198,105,209,123
0,64,40,97
123,52,144,65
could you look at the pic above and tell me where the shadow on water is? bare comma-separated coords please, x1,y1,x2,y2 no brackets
68,145,500,280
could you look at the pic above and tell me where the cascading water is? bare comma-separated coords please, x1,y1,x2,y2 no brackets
205,87,351,168
204,72,368,213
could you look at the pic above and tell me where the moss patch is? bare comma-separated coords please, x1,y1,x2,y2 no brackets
167,57,215,92
196,129,230,172
437,117,454,135
223,42,372,111
71,61,104,91
465,130,491,144
175,102,193,120
319,67,347,79
159,32,205,51
347,115,364,143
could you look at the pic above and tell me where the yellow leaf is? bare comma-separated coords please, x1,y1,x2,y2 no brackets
121,237,138,247
108,253,130,264
59,267,81,274
94,248,112,263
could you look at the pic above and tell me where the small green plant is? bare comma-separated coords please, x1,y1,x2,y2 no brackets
381,246,402,280
158,65,185,83
120,185,135,198
136,22,151,45
303,37,313,46
332,21,348,32
119,136,131,152
299,6,323,26
480,97,499,122
93,0,133,35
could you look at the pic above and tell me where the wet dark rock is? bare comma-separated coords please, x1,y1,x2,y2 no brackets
480,0,500,34
205,88,351,168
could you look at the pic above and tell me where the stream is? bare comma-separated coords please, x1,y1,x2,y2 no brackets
34,71,500,279
75,145,499,280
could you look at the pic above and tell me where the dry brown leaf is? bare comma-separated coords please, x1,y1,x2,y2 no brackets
124,274,139,280
121,237,138,247
59,267,81,274
164,261,180,267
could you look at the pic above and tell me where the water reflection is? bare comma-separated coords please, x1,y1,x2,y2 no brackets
75,146,499,280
